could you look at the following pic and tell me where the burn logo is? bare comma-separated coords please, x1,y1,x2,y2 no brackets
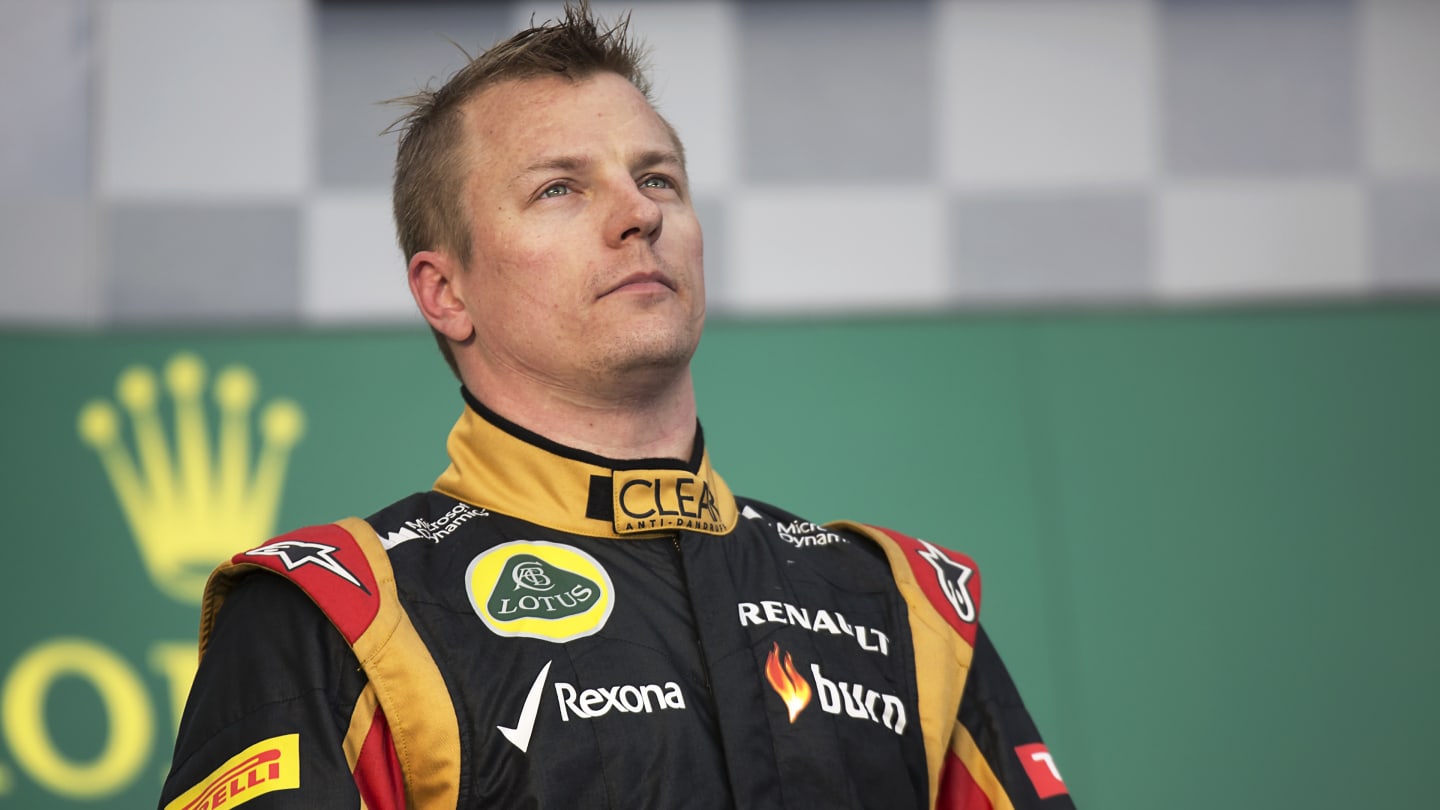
765,643,812,723
761,644,907,736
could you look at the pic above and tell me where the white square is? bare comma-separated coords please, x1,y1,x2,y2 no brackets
302,193,417,323
1363,0,1440,175
98,0,311,198
938,0,1157,190
726,188,949,314
1158,181,1368,300
508,2,737,195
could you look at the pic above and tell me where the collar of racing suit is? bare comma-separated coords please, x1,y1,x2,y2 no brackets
433,388,739,540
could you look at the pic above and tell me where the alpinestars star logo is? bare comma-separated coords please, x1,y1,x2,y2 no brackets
246,540,368,593
916,540,976,624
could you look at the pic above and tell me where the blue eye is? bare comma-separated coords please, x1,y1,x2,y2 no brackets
641,176,673,190
541,184,570,198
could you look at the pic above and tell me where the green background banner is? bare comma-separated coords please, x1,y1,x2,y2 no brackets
1,304,1436,807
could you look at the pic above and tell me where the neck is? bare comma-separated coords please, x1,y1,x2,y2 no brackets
460,366,699,462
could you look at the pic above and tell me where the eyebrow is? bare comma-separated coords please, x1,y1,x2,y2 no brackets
513,149,685,185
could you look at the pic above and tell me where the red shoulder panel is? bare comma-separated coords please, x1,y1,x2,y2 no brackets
868,524,981,647
233,523,382,644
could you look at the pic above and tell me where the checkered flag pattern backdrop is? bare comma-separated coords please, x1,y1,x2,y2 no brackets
3,0,1438,326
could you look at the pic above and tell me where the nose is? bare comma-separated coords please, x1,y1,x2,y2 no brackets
607,180,663,247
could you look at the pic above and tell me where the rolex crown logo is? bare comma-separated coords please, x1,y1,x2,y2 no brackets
78,353,305,604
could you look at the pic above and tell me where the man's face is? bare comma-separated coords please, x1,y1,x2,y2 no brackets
450,72,705,399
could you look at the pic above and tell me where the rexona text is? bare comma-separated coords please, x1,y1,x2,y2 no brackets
554,681,686,721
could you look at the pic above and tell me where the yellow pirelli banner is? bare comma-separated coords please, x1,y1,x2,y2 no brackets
161,734,299,810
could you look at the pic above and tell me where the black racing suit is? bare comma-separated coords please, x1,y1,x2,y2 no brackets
160,393,1075,809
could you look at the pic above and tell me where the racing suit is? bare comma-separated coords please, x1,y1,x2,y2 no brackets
160,392,1075,809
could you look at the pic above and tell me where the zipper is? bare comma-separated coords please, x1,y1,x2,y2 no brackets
667,532,712,692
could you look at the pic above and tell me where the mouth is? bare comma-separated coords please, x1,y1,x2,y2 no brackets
600,271,676,297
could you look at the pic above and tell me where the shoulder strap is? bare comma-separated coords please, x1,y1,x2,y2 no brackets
827,521,983,809
201,519,461,809
201,522,381,653
833,522,983,646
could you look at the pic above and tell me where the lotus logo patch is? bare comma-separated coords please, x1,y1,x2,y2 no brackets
467,541,614,642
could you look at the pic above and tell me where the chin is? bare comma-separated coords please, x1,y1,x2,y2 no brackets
599,329,699,376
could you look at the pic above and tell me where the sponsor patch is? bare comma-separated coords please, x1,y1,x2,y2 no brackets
764,643,812,723
738,600,890,656
555,679,686,721
498,661,552,753
915,540,976,625
761,644,907,735
467,541,614,642
776,520,849,548
830,524,982,645
498,661,688,753
237,525,381,643
379,502,487,549
164,733,299,810
611,468,734,536
245,540,368,593
1015,743,1068,799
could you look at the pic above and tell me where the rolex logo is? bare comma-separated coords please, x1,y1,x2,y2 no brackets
77,353,305,604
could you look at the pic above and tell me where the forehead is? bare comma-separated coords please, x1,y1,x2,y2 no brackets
460,72,673,163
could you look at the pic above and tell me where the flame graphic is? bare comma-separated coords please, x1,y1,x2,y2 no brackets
764,642,812,723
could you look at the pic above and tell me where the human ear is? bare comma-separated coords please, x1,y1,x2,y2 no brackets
408,250,475,342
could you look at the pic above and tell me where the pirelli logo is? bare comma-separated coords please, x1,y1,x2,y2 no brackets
165,733,300,810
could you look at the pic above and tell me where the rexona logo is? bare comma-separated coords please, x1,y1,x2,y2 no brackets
78,352,306,604
498,661,687,753
762,644,907,735
467,541,614,642
163,733,300,810
0,353,304,804
555,679,686,722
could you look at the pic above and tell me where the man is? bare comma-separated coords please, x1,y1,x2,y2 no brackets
160,3,1075,808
